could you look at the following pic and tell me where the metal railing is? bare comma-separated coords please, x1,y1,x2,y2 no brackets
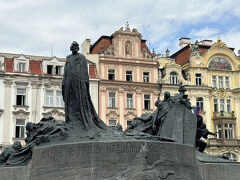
213,111,235,118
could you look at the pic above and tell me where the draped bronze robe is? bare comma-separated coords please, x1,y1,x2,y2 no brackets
62,53,106,132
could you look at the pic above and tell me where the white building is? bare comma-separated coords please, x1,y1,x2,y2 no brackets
0,53,99,151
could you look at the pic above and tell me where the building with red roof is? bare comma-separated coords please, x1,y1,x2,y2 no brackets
0,52,99,151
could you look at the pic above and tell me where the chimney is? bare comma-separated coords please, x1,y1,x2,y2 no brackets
179,38,191,49
200,40,213,46
81,39,91,55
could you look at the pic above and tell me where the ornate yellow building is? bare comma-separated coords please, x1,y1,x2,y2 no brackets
158,37,240,161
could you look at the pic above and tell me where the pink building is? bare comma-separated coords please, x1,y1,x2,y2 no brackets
90,26,159,129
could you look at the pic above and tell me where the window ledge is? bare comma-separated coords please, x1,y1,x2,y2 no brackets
13,105,29,110
107,107,118,109
125,108,136,110
12,138,25,141
43,106,64,110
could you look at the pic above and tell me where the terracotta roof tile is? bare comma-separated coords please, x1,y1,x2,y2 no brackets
5,58,13,72
29,60,42,74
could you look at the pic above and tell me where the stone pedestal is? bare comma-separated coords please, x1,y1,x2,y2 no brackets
0,141,240,180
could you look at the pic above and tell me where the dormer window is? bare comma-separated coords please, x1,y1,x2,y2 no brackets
42,57,65,75
18,62,25,72
14,55,29,73
56,66,62,75
47,65,53,74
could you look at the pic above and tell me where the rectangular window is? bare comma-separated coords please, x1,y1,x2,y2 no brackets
108,92,115,108
225,76,229,89
220,99,225,111
224,123,234,139
108,120,117,127
143,72,149,82
56,91,64,107
195,73,202,85
214,99,218,112
47,65,53,74
18,63,25,72
46,90,54,107
212,75,216,88
16,88,26,106
144,94,151,109
15,119,25,138
108,69,115,80
56,66,62,75
216,124,222,138
196,97,204,111
227,99,231,113
126,71,133,82
126,93,133,108
218,76,223,88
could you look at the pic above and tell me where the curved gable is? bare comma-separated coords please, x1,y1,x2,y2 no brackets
208,57,232,70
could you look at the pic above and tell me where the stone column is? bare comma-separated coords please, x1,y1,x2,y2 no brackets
2,80,13,146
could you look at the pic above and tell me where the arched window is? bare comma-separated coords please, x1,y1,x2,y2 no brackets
125,41,132,56
196,97,204,111
170,72,178,85
223,152,238,161
208,57,232,70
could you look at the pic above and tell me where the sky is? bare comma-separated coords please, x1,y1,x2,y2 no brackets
1,0,240,58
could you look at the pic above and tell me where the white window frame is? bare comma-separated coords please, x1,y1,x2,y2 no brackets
225,76,230,89
212,75,216,88
56,91,64,107
15,119,25,138
220,99,225,111
56,66,62,75
223,152,238,161
108,69,115,80
224,123,234,139
227,99,231,113
144,94,151,109
16,88,26,106
195,73,202,86
126,93,133,109
216,124,222,139
218,76,223,88
126,70,133,82
170,72,178,85
46,90,54,107
18,62,26,72
143,72,150,82
108,92,116,108
14,55,29,73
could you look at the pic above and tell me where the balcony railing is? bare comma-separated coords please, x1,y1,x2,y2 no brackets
213,111,235,118
208,138,240,147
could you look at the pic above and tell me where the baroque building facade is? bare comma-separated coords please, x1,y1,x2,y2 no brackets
157,37,240,161
83,26,159,130
0,53,99,151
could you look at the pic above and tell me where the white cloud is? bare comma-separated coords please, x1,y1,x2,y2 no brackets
190,27,219,38
0,0,240,57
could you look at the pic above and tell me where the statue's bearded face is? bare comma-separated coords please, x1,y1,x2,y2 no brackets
72,44,79,53
70,42,79,53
